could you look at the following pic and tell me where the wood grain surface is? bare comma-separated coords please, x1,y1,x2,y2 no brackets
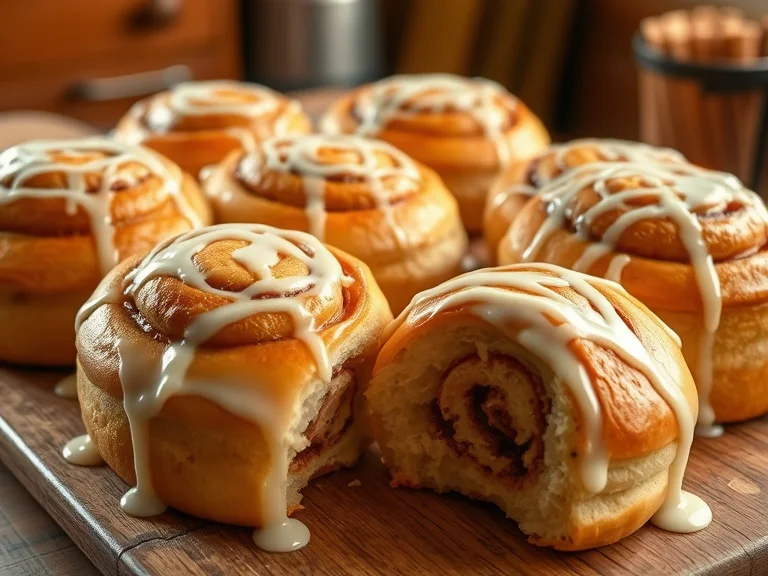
0,365,767,576
0,460,99,576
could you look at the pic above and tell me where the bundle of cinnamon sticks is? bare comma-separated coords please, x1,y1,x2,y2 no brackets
639,7,768,186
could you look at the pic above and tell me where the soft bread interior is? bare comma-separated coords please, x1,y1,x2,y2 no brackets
286,369,368,509
367,323,675,550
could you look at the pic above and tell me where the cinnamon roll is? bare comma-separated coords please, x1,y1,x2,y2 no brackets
498,157,768,433
320,74,550,231
115,81,312,179
0,138,210,366
204,134,468,314
73,224,392,551
367,263,710,550
484,139,687,262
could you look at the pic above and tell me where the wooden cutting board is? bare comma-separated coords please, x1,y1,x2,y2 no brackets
0,365,766,576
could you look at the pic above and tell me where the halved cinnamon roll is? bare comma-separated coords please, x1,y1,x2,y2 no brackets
321,74,550,231
484,139,687,262
367,264,710,550
498,157,768,432
203,133,468,314
74,224,392,551
115,81,312,179
0,138,211,366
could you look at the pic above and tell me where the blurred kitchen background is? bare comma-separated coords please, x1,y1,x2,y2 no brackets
1,0,766,138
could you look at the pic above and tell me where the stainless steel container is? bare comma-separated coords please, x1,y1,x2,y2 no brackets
244,0,383,90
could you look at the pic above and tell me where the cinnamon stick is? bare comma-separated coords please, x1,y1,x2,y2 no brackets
762,16,768,56
662,10,708,165
640,18,668,146
724,18,762,183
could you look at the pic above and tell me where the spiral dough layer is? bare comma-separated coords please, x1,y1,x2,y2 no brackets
116,81,312,179
203,133,468,314
0,137,210,365
498,152,768,430
320,74,550,230
74,223,392,551
367,263,709,550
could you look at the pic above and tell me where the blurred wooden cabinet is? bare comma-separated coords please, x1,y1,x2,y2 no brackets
0,0,241,129
381,0,576,132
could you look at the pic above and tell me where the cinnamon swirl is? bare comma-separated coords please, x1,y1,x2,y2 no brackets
321,74,550,231
367,263,710,550
72,224,392,551
204,134,468,314
498,157,768,433
0,138,210,366
115,81,312,179
484,139,687,262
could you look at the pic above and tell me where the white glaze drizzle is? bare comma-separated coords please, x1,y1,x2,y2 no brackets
605,254,631,284
323,74,517,165
62,435,104,466
126,81,300,146
0,138,202,273
75,223,349,552
169,81,283,116
487,139,686,214
518,160,768,434
390,263,711,533
259,134,420,245
572,245,631,284
54,373,78,399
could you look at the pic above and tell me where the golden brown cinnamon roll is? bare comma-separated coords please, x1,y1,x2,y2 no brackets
204,133,468,314
367,264,710,550
484,139,687,262
73,224,392,551
498,156,768,432
0,138,211,366
115,81,312,179
321,74,550,231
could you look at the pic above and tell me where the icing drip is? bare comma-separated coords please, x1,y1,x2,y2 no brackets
390,263,710,533
63,435,104,466
75,224,349,552
324,74,517,165
260,134,421,245
605,255,631,284
54,373,78,399
694,330,723,438
0,138,202,273
519,160,767,433
572,245,631,284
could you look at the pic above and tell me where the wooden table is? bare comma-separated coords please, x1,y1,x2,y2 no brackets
0,462,98,575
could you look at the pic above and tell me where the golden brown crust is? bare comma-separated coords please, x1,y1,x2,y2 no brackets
320,75,550,231
655,304,768,423
0,141,211,366
115,82,312,178
545,468,669,551
0,288,92,366
77,234,392,526
203,138,468,314
502,200,768,310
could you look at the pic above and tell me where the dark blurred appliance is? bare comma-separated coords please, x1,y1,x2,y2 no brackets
243,0,383,90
